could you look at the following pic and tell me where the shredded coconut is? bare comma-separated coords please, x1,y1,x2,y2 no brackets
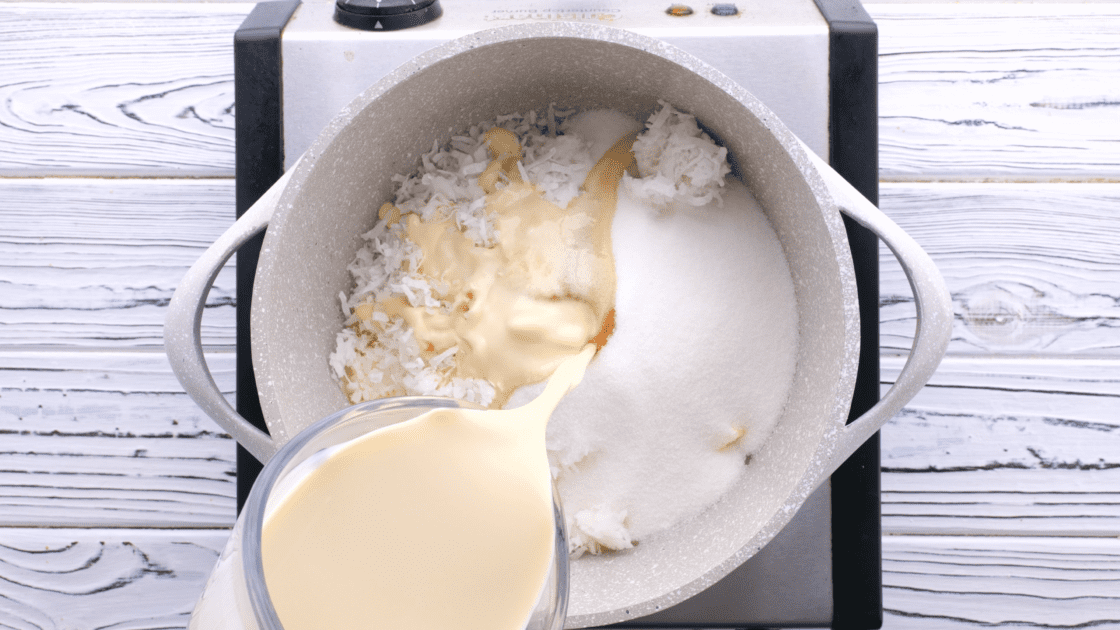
624,100,732,210
330,106,596,408
569,506,633,558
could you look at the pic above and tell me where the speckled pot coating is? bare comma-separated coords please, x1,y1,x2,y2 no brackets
250,23,859,627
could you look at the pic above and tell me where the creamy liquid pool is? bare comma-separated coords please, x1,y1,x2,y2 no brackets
358,127,635,407
262,346,594,630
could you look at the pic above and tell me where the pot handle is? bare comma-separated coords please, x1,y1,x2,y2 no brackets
164,168,297,465
799,143,953,477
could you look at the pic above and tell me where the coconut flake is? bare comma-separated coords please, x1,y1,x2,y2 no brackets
624,100,732,211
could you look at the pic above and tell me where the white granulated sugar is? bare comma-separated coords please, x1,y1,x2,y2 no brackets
562,109,643,165
521,181,798,556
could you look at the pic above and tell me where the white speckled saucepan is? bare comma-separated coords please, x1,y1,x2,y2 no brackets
165,23,952,629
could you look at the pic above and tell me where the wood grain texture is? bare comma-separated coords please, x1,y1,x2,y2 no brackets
881,356,1120,536
878,182,1120,356
1,2,1118,626
1,529,1116,630
4,350,1115,535
883,535,1120,629
0,351,236,528
1,4,1117,179
0,3,250,176
8,179,1119,356
870,3,1120,181
0,178,237,349
0,527,227,630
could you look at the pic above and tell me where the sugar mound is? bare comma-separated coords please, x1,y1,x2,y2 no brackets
562,109,643,165
536,181,798,555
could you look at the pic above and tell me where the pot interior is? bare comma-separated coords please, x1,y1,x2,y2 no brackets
251,24,858,627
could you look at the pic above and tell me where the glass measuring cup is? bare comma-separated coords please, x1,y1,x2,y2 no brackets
189,396,570,630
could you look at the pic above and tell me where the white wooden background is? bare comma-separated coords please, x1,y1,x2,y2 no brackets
1,1,1118,627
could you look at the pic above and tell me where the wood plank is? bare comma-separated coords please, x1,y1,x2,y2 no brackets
1,529,1117,630
869,4,1120,180
2,3,1116,179
0,350,237,528
0,527,228,630
878,182,1120,356
880,356,1120,536
883,535,1120,629
4,351,1116,536
0,178,237,349
0,3,250,176
9,180,1119,357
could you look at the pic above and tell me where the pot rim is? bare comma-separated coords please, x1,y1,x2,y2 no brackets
260,19,857,443
250,21,860,627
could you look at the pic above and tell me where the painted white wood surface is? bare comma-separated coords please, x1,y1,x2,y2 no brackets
882,536,1120,628
8,352,1118,535
0,528,227,630
0,3,250,176
1,2,1118,628
4,529,1114,630
875,4,1120,181
881,356,1120,536
3,4,1119,180
0,351,237,528
6,178,1118,355
8,178,1120,358
0,178,237,349
878,183,1120,356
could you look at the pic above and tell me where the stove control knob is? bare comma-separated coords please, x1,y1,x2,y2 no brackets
334,0,443,31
